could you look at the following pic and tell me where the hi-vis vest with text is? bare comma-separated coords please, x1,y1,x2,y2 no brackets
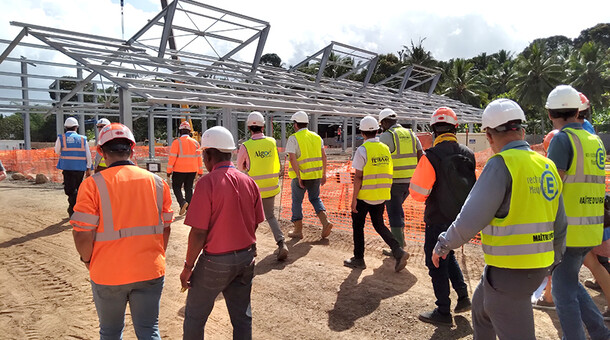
562,128,605,247
244,137,281,198
358,142,393,201
57,131,87,171
389,126,417,182
288,129,323,180
481,149,561,269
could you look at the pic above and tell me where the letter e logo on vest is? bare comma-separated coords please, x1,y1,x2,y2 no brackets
541,164,558,201
596,148,605,170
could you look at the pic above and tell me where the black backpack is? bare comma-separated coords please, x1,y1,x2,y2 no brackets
425,144,476,221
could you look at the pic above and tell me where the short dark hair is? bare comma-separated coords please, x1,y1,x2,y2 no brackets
179,129,191,136
65,126,78,132
488,120,523,135
295,122,308,129
549,108,579,121
432,122,456,135
204,148,232,162
381,117,397,126
101,139,132,158
362,130,377,139
249,126,263,133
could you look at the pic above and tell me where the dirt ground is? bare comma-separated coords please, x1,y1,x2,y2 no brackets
0,178,607,340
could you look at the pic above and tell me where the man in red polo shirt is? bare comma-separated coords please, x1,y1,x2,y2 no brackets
180,126,264,340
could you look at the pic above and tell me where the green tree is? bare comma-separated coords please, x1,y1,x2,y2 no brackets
441,58,482,107
260,53,282,68
568,41,610,108
399,38,436,68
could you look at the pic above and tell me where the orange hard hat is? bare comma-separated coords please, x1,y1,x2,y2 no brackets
578,92,590,112
179,121,192,131
430,107,458,126
543,129,559,153
98,123,136,150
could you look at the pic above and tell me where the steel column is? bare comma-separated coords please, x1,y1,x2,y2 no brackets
118,87,132,130
20,60,31,150
342,117,348,152
148,111,155,159
77,67,85,136
351,117,356,156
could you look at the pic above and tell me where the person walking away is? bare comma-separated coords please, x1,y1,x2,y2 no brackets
378,108,423,256
70,123,173,340
545,84,610,340
55,117,92,216
343,116,409,272
93,118,111,173
237,111,289,261
432,99,567,337
410,107,474,326
181,126,263,339
167,121,203,215
286,110,333,239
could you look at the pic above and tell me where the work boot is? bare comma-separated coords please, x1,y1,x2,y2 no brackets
179,202,189,216
383,247,406,256
454,297,472,313
343,257,366,269
277,240,289,261
318,211,333,238
394,250,409,272
288,220,303,239
418,308,452,326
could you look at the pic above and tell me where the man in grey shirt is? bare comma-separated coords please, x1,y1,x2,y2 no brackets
432,99,567,339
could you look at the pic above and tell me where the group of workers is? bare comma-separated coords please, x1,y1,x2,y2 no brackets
58,83,608,339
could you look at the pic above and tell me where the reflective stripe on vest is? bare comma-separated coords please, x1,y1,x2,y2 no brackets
244,137,281,198
563,128,605,247
288,129,324,180
358,142,393,201
92,173,165,242
480,149,561,269
57,132,87,171
389,127,417,183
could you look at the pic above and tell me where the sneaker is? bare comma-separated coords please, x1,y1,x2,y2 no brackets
584,278,602,291
179,202,189,216
343,257,366,269
532,296,555,310
394,251,409,272
418,308,452,326
276,241,289,261
603,308,610,321
454,297,472,313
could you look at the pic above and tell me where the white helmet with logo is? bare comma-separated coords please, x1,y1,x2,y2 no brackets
290,111,309,123
64,117,79,128
482,99,526,130
200,126,235,153
247,111,265,127
359,116,379,131
545,85,581,110
378,108,397,122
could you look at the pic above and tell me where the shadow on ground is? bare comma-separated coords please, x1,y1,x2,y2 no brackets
0,218,70,248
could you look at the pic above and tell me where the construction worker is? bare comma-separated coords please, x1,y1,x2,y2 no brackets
237,111,289,261
93,118,111,173
55,117,92,216
0,159,6,181
181,126,264,339
286,110,333,239
545,84,610,340
410,107,474,326
70,123,173,340
378,108,423,256
578,92,595,134
167,121,203,215
432,99,567,338
344,115,409,272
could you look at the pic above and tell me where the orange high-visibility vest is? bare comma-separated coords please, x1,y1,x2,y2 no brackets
167,136,203,174
70,165,174,285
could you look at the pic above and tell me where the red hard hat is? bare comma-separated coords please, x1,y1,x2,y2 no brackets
578,92,590,112
179,121,192,131
430,107,458,126
543,129,559,153
98,123,136,149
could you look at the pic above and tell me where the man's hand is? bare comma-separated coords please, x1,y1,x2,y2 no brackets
431,251,447,268
321,176,327,186
298,178,305,189
351,198,358,213
167,172,172,179
180,267,193,290
85,169,92,178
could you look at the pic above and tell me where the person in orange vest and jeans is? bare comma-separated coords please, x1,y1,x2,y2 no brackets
167,121,203,215
71,123,174,340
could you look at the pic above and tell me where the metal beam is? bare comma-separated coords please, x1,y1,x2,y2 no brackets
158,0,178,58
20,60,31,150
0,27,28,64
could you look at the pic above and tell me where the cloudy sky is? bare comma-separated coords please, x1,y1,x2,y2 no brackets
1,0,608,66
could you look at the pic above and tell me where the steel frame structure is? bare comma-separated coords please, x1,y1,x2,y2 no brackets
0,0,482,155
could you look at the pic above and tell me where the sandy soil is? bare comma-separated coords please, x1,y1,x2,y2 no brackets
0,178,606,339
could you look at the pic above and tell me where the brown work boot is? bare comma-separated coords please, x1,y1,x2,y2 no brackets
288,220,303,239
318,211,333,238
277,240,289,261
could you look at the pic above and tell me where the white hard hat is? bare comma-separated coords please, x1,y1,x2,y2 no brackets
359,116,379,131
545,85,581,110
200,126,235,153
378,108,397,122
96,118,111,127
482,99,526,130
579,92,590,112
290,111,309,123
247,111,265,127
64,117,79,128
179,121,192,131
430,107,458,126
98,123,136,149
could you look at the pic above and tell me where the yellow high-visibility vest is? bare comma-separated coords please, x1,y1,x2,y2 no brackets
562,128,605,247
481,148,561,269
243,137,281,198
388,126,417,182
288,129,323,180
358,141,393,201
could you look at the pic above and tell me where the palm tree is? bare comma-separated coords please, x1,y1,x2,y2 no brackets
399,38,436,68
568,41,610,108
441,58,483,107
